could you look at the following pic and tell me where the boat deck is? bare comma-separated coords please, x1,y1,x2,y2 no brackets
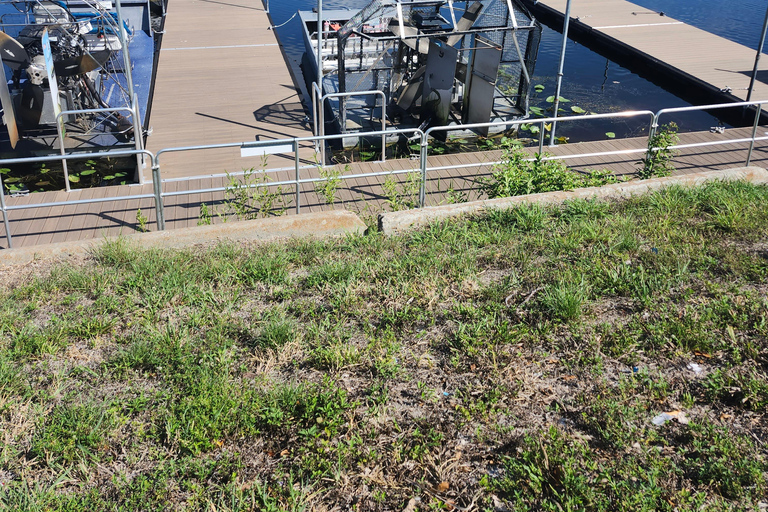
520,0,768,104
3,125,767,249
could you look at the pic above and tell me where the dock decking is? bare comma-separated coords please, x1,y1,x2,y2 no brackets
520,0,768,105
144,0,314,181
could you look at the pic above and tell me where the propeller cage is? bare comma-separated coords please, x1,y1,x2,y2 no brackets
314,0,542,135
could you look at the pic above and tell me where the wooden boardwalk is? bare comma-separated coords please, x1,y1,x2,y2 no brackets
144,0,315,181
520,0,768,104
2,125,767,250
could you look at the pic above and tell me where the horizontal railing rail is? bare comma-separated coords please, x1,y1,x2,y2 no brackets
0,149,155,249
653,99,768,166
2,99,768,250
420,110,656,207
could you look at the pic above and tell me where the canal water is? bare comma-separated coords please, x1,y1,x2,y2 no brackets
266,0,767,141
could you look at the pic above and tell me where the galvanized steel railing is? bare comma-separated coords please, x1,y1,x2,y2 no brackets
2,100,768,249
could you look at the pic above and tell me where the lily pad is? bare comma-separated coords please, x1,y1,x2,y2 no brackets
571,106,586,114
546,95,571,103
81,169,97,176
534,84,545,93
605,132,616,139
68,175,81,183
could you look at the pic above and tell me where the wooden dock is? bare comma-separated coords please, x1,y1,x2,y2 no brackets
520,0,768,105
144,0,314,181
3,125,767,250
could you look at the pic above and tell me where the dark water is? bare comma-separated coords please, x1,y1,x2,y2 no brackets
266,0,766,141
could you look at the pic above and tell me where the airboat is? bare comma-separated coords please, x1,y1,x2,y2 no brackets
0,0,156,188
299,0,542,150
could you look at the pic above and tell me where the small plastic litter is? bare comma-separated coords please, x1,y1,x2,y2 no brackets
686,362,703,374
652,410,690,426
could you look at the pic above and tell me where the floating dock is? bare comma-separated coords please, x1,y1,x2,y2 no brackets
144,0,314,181
520,0,768,105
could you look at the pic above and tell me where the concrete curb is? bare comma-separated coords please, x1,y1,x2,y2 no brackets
378,167,768,235
1,210,367,267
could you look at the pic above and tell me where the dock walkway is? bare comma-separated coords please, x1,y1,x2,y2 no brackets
3,126,767,249
144,0,314,181
520,0,768,105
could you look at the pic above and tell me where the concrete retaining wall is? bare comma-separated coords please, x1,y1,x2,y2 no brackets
1,210,367,267
378,167,768,235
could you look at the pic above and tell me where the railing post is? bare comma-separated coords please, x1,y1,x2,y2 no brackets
538,121,545,155
747,103,762,167
294,139,301,214
646,112,661,164
0,175,12,249
57,119,70,193
380,91,387,162
151,159,166,231
312,84,319,142
132,93,145,185
320,91,326,168
419,130,428,208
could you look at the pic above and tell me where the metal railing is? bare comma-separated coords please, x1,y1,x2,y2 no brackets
419,110,656,207
311,82,387,165
0,149,156,249
152,128,422,228
652,100,768,166
2,99,768,250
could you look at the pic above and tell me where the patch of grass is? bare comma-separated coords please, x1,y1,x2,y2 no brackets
30,402,116,464
1,181,768,510
538,279,589,322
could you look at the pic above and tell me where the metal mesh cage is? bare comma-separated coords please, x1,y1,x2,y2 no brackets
318,0,541,132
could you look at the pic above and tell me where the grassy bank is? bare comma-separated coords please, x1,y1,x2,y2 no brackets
1,180,767,511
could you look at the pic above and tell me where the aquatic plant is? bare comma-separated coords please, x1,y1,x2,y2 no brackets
640,122,679,179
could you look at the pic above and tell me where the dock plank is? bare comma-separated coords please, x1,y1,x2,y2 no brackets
145,0,314,181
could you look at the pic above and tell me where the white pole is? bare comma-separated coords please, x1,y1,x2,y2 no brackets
747,4,768,102
317,0,323,89
114,0,136,102
550,0,572,146
317,0,324,164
